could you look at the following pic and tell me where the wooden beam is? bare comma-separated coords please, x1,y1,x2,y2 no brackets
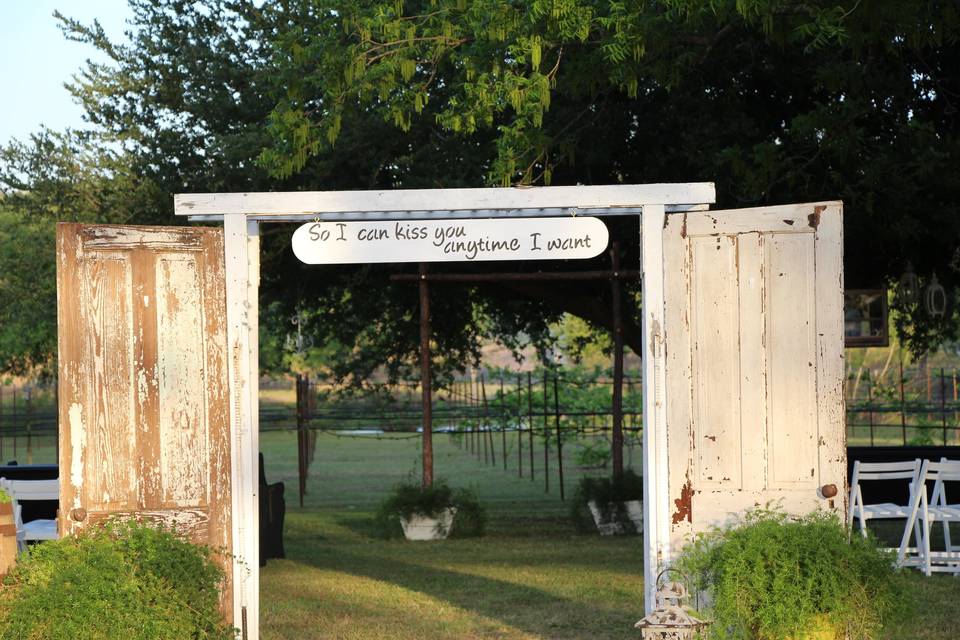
174,184,715,218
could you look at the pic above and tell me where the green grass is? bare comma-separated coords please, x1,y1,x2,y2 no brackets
259,430,960,640
260,430,645,640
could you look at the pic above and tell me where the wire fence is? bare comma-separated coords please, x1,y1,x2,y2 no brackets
845,363,960,446
4,360,960,470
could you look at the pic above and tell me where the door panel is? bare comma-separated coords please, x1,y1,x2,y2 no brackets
664,202,845,553
57,224,232,621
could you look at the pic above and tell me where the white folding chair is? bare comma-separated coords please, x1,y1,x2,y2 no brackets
0,479,59,553
910,458,960,576
847,459,924,567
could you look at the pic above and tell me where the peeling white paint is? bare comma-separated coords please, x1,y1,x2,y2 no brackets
144,295,150,307
69,402,84,508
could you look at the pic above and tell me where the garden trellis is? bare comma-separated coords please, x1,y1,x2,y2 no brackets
56,183,846,639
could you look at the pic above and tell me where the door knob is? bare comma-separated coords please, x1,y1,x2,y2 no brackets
820,484,838,498
70,508,87,522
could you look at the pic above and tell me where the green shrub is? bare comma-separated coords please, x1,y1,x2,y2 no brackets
674,508,904,640
375,479,486,538
570,470,643,533
573,439,611,469
0,521,233,640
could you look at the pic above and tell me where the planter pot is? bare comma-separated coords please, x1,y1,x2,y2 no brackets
400,508,456,541
588,500,643,535
0,502,17,575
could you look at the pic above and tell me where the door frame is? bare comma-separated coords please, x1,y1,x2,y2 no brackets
175,183,719,635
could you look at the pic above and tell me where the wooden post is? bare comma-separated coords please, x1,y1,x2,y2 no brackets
867,378,874,447
517,373,523,478
26,388,32,465
553,375,565,501
941,367,948,446
500,376,507,470
610,242,625,480
473,375,480,459
543,370,550,494
527,371,535,482
11,388,16,460
296,375,306,508
481,373,494,467
419,263,433,488
900,359,907,445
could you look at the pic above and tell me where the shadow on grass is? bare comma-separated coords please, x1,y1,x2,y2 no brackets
283,523,641,638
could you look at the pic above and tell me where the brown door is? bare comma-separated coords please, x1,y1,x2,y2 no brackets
57,224,232,619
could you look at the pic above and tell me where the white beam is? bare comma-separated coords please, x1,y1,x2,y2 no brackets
175,184,715,218
223,215,259,639
184,203,711,223
641,204,669,613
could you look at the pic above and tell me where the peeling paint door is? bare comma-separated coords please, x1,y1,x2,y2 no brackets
662,202,845,554
56,224,232,619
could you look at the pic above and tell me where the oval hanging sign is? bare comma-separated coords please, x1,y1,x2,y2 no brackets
291,217,609,264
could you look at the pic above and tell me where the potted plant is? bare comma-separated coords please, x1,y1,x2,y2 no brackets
571,469,643,535
674,508,903,640
376,479,485,540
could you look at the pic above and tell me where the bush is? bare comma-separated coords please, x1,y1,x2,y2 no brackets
570,469,643,533
0,521,233,640
573,439,611,469
375,479,486,538
674,508,904,640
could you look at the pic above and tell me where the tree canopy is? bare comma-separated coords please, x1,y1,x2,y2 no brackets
1,0,959,376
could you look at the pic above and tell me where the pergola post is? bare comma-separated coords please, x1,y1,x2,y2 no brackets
641,204,669,614
223,214,260,637
419,262,433,488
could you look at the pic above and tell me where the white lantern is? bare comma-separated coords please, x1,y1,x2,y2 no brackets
634,580,710,640
897,262,920,305
925,272,947,318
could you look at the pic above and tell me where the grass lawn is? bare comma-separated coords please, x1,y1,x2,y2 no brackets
259,429,960,640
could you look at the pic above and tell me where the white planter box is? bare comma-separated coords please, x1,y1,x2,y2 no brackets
400,508,456,541
588,500,643,536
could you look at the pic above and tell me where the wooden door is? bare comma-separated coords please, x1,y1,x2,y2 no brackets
57,224,232,619
662,202,845,553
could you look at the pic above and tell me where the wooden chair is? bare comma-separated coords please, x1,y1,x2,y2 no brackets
0,479,59,553
847,459,924,567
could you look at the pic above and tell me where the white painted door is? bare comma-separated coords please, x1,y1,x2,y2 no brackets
56,224,233,621
662,202,845,554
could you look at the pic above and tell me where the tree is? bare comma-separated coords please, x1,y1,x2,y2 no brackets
2,0,959,376
262,0,960,354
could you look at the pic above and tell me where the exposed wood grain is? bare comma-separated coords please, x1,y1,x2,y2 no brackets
57,224,233,624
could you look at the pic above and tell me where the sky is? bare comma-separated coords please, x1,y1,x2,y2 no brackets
0,0,131,147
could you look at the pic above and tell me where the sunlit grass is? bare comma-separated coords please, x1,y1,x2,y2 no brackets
257,431,960,639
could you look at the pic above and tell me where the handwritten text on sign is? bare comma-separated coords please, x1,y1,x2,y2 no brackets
291,217,609,264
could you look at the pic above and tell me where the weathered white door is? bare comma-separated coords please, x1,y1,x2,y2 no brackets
56,224,233,620
662,202,845,554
